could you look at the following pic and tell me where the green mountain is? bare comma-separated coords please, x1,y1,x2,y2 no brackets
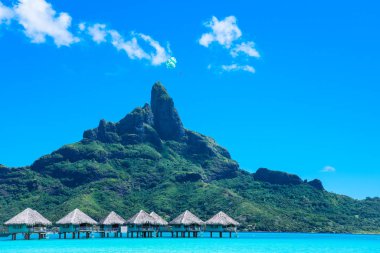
0,82,379,233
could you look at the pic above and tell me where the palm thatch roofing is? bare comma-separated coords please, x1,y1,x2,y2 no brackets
126,210,156,225
206,211,240,226
150,212,168,226
100,211,126,225
56,209,97,225
4,208,52,226
169,210,204,226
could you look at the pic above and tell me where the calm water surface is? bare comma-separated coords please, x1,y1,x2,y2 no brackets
1,233,379,253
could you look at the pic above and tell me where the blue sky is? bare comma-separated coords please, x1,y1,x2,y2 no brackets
0,0,379,199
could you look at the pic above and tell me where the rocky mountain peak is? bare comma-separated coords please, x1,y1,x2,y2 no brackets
150,82,185,141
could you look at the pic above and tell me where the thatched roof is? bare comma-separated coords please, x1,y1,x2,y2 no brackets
4,208,52,226
169,210,204,226
56,209,97,225
150,212,168,226
100,211,126,225
126,210,156,225
206,211,240,226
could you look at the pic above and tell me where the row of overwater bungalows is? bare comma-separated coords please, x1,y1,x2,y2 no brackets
3,208,239,240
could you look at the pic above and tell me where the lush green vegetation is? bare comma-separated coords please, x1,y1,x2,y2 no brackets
0,83,379,233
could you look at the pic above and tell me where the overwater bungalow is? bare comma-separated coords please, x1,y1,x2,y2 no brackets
150,211,169,237
205,211,240,238
4,208,52,240
56,209,97,239
99,211,126,238
126,210,156,238
169,210,204,238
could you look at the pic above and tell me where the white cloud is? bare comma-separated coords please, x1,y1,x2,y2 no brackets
0,2,14,24
199,15,260,74
0,0,171,66
14,0,78,47
139,33,169,65
221,64,255,73
109,30,150,60
88,23,107,44
108,31,170,66
322,166,336,173
231,41,260,58
199,16,241,48
199,33,214,48
78,22,86,31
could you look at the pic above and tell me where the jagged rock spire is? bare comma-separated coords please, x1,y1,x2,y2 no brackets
83,82,186,144
151,82,185,141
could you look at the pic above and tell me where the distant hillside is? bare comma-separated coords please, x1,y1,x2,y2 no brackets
0,82,379,233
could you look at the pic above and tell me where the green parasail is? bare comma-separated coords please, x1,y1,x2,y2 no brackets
166,57,177,69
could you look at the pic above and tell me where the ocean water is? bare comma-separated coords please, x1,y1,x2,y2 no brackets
0,233,379,253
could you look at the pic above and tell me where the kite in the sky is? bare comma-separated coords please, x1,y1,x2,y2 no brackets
166,57,177,69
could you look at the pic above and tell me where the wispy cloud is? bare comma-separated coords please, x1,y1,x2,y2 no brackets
109,30,150,60
231,41,260,58
322,166,336,173
79,23,171,65
0,0,171,66
221,64,255,73
199,15,260,74
139,33,170,66
87,23,107,44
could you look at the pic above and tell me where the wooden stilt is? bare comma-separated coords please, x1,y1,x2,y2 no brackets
220,232,222,238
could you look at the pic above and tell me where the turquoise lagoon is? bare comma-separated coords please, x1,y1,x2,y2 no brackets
1,233,380,253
